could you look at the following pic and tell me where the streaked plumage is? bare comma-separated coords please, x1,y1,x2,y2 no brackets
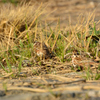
33,41,52,59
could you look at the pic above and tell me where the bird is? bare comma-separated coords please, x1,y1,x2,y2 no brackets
71,51,98,68
33,41,52,59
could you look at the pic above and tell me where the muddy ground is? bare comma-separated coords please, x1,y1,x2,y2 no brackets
0,0,100,100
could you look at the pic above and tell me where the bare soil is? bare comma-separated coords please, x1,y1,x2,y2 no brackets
0,61,100,100
28,0,100,29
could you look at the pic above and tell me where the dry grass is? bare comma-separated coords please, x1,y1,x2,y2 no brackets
0,2,45,52
0,2,100,96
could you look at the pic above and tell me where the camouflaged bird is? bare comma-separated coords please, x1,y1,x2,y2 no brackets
71,51,98,68
33,41,52,59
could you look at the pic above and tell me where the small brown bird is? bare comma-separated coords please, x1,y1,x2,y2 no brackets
33,41,52,59
71,51,98,68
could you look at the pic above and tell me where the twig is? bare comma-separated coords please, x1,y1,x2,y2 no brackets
7,86,48,93
0,72,13,80
41,79,86,86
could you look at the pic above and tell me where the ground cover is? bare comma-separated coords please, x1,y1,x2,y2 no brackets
0,1,100,100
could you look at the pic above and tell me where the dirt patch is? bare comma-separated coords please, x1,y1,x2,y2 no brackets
26,0,100,29
0,62,100,100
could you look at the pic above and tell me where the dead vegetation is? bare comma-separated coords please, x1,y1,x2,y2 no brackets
0,1,100,98
0,2,44,51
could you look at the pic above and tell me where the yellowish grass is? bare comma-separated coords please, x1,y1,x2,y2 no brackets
0,1,99,80
0,2,45,54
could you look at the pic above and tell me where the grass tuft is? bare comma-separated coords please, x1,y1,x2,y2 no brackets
0,2,100,80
